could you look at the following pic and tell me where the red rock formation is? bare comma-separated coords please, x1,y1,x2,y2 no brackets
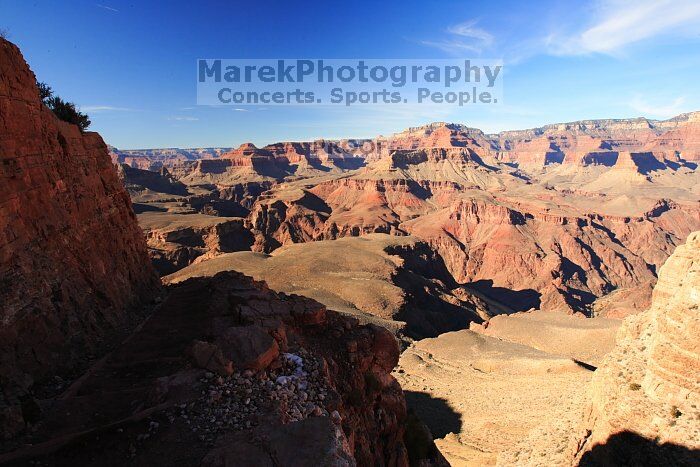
246,189,332,252
402,197,691,314
263,140,360,167
383,122,496,153
110,146,229,170
119,105,699,319
495,114,700,168
140,213,254,275
644,112,700,162
0,38,160,436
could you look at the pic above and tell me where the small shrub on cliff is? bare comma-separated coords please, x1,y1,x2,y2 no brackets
0,28,9,39
38,82,53,101
36,81,91,131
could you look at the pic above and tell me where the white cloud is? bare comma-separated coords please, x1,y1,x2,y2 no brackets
421,19,494,55
448,21,494,47
629,95,687,118
80,105,132,112
550,0,700,55
167,116,199,121
233,108,249,112
95,4,119,12
420,40,483,54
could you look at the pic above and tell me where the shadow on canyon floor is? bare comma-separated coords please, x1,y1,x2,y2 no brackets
466,279,542,312
579,430,700,467
404,391,462,439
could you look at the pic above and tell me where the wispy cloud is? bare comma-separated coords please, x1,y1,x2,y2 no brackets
549,0,700,55
81,105,132,112
448,21,494,46
629,95,687,118
167,116,199,121
421,19,494,55
233,108,249,112
95,4,119,12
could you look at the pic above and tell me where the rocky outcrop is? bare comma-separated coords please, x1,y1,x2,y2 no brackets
494,113,700,168
139,212,254,275
0,271,444,466
118,164,190,196
571,231,700,464
0,38,160,437
499,232,700,465
113,113,700,171
164,234,486,339
382,122,497,155
245,188,332,253
263,140,363,169
118,110,698,316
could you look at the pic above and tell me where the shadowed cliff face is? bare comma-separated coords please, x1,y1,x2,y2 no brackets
0,38,160,437
578,431,700,467
0,271,448,466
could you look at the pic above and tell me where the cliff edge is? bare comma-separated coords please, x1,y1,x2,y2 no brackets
0,38,160,437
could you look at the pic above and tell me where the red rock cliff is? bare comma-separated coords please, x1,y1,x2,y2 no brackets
0,38,159,436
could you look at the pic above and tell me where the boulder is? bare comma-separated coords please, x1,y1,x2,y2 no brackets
216,325,279,371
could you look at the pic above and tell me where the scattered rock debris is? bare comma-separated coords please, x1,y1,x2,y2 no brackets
180,349,332,444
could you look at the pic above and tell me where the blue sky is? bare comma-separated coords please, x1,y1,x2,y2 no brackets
3,0,700,148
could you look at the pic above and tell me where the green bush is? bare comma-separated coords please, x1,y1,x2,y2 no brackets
37,81,91,131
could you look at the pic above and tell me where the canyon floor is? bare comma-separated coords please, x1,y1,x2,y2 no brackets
394,313,620,465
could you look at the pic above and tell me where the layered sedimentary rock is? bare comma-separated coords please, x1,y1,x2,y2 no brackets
381,122,497,156
404,196,692,313
0,38,159,436
495,113,700,166
1,38,447,465
110,146,231,171
572,231,700,464
121,109,699,317
118,164,189,196
138,212,254,275
245,187,333,252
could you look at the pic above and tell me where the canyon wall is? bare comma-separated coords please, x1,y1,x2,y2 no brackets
0,38,160,436
571,230,699,464
499,231,699,465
